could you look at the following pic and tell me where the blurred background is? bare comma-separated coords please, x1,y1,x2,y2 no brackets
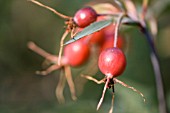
0,0,170,113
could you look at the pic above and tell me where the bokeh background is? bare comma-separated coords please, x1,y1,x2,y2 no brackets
0,0,170,113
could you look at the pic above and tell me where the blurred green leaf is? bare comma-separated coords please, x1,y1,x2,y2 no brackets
64,19,113,45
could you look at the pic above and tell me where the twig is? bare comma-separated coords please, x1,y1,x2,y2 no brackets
36,64,61,75
58,30,69,65
109,93,115,113
56,69,66,104
114,13,124,47
64,66,77,100
28,0,71,19
97,13,121,17
81,74,105,84
123,0,139,21
141,27,167,113
114,78,146,102
27,41,57,62
97,78,110,110
141,0,148,20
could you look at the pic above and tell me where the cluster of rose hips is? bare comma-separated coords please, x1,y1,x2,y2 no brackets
28,0,145,112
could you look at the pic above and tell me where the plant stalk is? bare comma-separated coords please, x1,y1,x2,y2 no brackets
140,27,167,113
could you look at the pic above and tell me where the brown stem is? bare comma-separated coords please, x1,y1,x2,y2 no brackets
109,93,115,113
113,78,146,102
27,41,58,62
123,0,139,21
114,13,124,47
56,69,66,104
141,0,148,20
58,30,69,65
28,0,71,19
97,13,120,17
81,74,105,84
36,64,61,75
64,66,77,101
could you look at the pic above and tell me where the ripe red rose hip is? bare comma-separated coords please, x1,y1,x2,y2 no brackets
73,7,98,28
87,30,105,45
63,39,90,67
98,47,126,77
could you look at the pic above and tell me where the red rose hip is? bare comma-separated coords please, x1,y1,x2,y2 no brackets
73,7,97,28
64,39,90,67
98,47,126,77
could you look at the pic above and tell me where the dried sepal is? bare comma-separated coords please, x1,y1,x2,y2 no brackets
56,69,66,104
113,78,146,102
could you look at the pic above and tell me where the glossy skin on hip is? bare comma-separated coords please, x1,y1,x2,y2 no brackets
98,47,126,77
64,39,90,67
73,7,97,28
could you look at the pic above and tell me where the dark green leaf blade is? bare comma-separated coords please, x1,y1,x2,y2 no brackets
64,19,113,45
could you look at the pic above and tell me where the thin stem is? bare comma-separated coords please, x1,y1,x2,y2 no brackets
56,69,66,104
140,27,157,58
97,77,110,110
120,1,167,111
27,41,57,62
141,27,167,113
123,0,139,21
114,0,124,12
70,27,76,38
28,41,51,58
81,74,105,84
150,53,167,113
28,0,71,19
97,13,121,17
36,64,61,75
58,30,69,66
141,0,148,20
113,78,146,102
114,13,124,47
64,66,77,101
109,93,115,113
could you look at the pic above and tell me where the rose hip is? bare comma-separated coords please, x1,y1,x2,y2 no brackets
63,39,90,67
95,47,126,110
28,39,90,103
73,7,98,28
98,47,126,77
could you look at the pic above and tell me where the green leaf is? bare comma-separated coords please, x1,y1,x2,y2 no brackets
64,19,113,45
